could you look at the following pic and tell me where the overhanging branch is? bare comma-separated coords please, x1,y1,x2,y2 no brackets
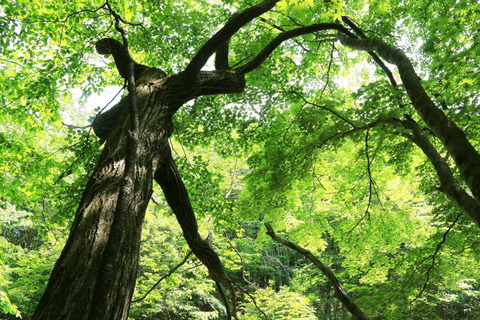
184,0,280,76
341,16,398,87
132,251,193,303
264,223,371,320
400,117,480,226
336,33,480,211
236,23,354,74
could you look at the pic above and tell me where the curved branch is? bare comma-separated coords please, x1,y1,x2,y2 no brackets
265,223,371,320
154,150,227,283
184,0,280,76
337,34,480,208
413,214,461,301
341,16,398,87
236,23,354,74
132,251,193,303
400,117,480,226
292,90,356,128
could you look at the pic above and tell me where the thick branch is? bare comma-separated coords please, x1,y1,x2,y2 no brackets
154,151,227,283
197,70,246,96
215,40,230,70
92,69,244,141
264,223,371,320
237,23,353,74
401,117,480,226
184,0,280,76
337,34,480,207
215,13,240,70
154,152,237,319
95,38,150,80
341,16,398,87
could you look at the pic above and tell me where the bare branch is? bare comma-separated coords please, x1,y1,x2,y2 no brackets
264,223,371,320
232,283,269,319
291,90,356,128
237,23,354,74
319,118,401,148
132,251,193,303
258,17,311,53
347,129,379,233
413,214,461,301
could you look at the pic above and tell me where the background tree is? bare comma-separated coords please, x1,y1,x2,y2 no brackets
1,0,479,319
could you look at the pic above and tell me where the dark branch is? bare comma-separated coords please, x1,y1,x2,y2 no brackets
348,129,379,234
132,251,193,303
236,23,353,74
215,40,230,70
336,34,480,207
184,0,280,76
413,214,461,301
400,117,480,226
319,118,400,148
215,13,241,70
292,90,356,128
154,151,227,283
232,283,269,319
265,223,371,320
95,38,151,80
341,16,398,87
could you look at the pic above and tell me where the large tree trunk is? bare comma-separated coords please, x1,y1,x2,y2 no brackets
31,1,275,317
32,62,245,319
32,69,176,319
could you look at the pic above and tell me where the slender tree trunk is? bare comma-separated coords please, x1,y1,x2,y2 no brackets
337,34,480,226
337,34,480,207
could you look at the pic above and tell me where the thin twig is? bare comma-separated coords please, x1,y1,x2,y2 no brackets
347,128,377,233
412,214,461,302
132,251,193,303
232,283,269,319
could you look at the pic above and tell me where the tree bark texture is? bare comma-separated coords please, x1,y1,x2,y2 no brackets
32,64,245,319
337,34,480,216
31,1,274,316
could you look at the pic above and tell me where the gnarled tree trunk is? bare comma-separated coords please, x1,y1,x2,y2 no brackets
32,65,245,319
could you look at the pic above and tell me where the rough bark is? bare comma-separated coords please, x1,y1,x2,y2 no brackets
33,0,278,316
337,34,480,207
32,68,173,319
264,223,372,320
33,59,245,319
399,117,480,226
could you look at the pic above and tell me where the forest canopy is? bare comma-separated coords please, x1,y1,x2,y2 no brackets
1,0,479,319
